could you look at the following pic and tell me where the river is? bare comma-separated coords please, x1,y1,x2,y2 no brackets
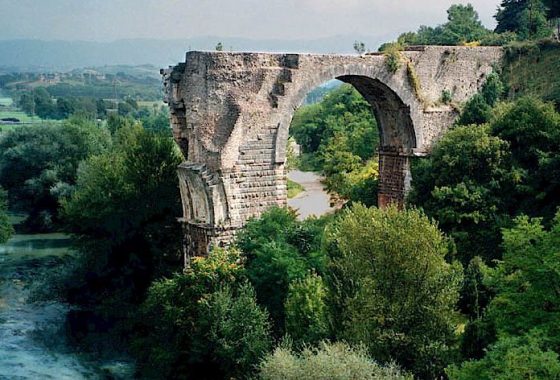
0,218,134,379
287,170,336,220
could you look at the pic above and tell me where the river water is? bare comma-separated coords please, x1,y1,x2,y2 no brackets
0,223,134,379
287,170,336,220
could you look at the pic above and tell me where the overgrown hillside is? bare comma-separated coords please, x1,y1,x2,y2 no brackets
502,41,560,109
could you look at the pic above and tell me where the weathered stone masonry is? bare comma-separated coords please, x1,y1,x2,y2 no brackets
163,46,503,258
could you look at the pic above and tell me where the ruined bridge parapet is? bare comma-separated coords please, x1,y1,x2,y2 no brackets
163,46,503,258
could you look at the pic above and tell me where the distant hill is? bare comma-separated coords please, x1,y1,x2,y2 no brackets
0,35,390,72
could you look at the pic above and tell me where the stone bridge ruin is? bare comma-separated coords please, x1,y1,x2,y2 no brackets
162,46,503,258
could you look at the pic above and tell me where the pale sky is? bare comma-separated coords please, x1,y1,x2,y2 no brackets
1,0,500,41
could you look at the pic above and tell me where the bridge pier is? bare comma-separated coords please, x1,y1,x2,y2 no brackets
378,148,412,209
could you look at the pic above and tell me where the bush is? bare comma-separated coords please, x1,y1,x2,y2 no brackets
259,341,411,380
486,214,560,348
458,94,492,125
383,45,403,73
490,97,560,220
408,124,513,264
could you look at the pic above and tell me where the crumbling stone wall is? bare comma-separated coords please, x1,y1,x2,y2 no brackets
163,46,503,258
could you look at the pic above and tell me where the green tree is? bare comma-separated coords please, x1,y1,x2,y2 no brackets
326,204,463,378
440,4,489,44
60,124,183,332
458,94,493,125
236,207,328,336
395,4,491,46
193,284,272,379
487,214,560,347
409,125,513,264
290,84,380,203
0,118,111,230
135,248,254,379
491,97,560,220
17,87,57,119
284,272,330,345
458,72,504,126
449,214,560,377
447,333,560,379
459,257,493,319
0,187,13,244
495,0,552,40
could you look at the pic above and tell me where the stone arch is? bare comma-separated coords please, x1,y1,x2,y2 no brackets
275,75,417,163
273,64,420,207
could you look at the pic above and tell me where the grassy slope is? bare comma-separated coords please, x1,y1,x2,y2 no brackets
287,179,305,199
502,42,560,108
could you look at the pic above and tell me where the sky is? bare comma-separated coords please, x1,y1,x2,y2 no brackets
1,0,501,42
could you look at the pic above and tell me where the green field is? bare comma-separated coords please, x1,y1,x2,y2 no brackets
0,110,38,123
138,100,165,109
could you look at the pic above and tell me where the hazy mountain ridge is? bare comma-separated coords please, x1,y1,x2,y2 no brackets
0,35,389,72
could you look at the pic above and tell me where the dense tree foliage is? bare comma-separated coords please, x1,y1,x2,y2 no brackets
488,215,560,348
61,123,182,284
495,0,553,40
448,333,560,379
58,125,183,356
392,1,556,48
395,4,491,46
0,187,13,243
411,95,560,264
135,248,271,379
448,214,560,378
236,207,328,335
409,124,513,264
491,97,560,220
325,205,463,378
284,272,330,346
0,118,111,230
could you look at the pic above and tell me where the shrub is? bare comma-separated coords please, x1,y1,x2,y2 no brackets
258,341,411,380
134,248,248,379
383,44,403,73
